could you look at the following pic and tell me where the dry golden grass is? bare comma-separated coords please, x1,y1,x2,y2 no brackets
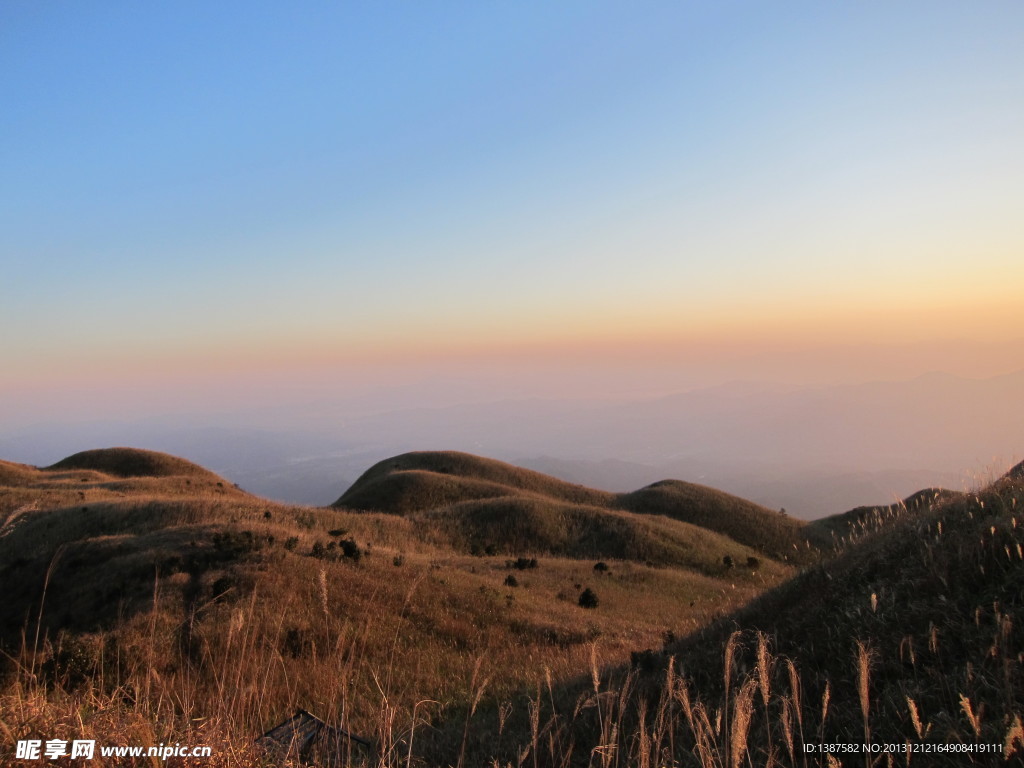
3,448,1021,767
45,448,222,480
336,451,616,511
618,480,811,563
1,447,795,766
337,450,814,566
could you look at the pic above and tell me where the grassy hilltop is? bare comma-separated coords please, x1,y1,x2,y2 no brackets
337,451,813,567
1,447,1021,766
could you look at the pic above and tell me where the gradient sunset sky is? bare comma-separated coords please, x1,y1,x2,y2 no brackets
3,1,1023,424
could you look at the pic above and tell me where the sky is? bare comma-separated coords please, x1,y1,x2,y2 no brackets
3,1,1024,427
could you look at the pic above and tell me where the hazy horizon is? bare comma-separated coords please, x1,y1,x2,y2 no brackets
3,365,1021,521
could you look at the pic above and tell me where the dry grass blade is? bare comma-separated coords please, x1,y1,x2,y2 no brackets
958,694,981,738
729,677,757,768
856,639,872,750
906,696,923,740
780,697,794,764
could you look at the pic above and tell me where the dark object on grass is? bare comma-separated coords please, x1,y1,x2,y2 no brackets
257,709,372,766
578,587,599,609
340,537,362,561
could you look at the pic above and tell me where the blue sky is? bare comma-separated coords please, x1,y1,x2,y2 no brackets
2,1,1023,422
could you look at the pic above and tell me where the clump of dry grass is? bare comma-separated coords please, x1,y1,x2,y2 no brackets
728,677,757,768
5,611,1023,767
855,639,872,751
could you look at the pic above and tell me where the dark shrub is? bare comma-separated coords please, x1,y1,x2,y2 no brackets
504,574,518,587
340,538,362,562
630,648,659,673
213,530,262,556
310,541,326,558
42,636,96,691
593,561,609,573
211,576,233,599
283,536,299,551
282,627,312,659
746,556,760,569
578,588,599,609
723,555,734,569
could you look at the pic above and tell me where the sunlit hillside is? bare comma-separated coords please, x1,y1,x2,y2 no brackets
3,447,1022,765
2,447,803,766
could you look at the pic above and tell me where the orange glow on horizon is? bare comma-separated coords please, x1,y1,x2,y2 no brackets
6,289,1023,394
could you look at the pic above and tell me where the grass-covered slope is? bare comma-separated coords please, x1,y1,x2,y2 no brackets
415,496,788,576
337,450,811,562
45,447,221,479
0,459,38,487
1,454,260,636
805,486,965,548
334,468,543,515
335,450,614,511
1,445,793,767
629,467,1024,763
486,463,1022,768
4,445,1021,766
618,479,810,562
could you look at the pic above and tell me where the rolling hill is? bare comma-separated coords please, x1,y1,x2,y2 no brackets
574,460,1024,767
3,446,1021,766
335,450,616,511
804,485,966,548
335,450,813,564
618,479,807,560
44,447,221,479
1,445,803,766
